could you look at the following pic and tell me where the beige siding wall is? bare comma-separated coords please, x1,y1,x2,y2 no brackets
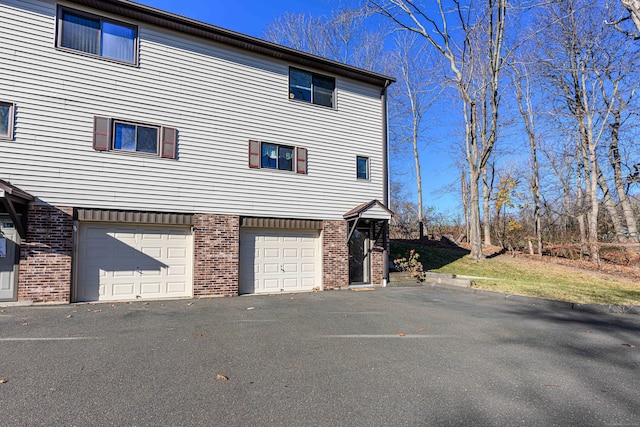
0,0,385,220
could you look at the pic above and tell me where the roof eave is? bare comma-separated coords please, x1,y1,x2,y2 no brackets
65,0,396,88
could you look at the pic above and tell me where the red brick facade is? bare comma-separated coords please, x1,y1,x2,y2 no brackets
193,213,240,297
322,220,349,289
370,222,387,286
13,206,386,303
18,204,73,303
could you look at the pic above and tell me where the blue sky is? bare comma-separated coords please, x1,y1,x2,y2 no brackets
138,0,338,37
137,0,462,216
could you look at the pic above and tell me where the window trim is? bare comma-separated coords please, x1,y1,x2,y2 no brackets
289,67,336,109
0,101,15,140
56,6,139,66
112,120,160,155
356,156,369,180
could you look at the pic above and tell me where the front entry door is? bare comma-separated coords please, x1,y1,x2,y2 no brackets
0,223,19,301
349,227,370,284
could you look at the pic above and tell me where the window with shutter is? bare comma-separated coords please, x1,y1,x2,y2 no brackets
93,116,177,159
249,140,308,175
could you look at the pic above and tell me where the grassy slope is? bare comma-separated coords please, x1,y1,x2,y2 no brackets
390,240,640,306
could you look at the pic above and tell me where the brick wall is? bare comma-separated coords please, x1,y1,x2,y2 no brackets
322,220,349,290
193,214,239,297
370,222,388,285
18,204,73,303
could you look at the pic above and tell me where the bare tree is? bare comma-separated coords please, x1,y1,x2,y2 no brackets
368,0,508,261
264,7,385,71
509,57,543,255
387,33,443,239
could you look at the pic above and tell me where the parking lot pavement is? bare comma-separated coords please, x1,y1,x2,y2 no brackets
1,286,639,426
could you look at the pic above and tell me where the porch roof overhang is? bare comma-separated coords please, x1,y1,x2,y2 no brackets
0,179,34,239
343,200,393,222
343,200,393,244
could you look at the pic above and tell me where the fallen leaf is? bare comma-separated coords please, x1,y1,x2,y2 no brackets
0,379,7,384
187,302,194,306
419,328,426,332
195,333,203,337
66,315,73,318
143,302,150,305
398,333,405,337
216,374,229,381
622,343,636,348
21,323,28,326
92,309,102,313
86,309,92,312
343,314,349,317
246,307,255,310
72,310,78,313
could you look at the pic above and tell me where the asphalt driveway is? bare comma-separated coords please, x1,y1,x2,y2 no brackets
1,286,639,426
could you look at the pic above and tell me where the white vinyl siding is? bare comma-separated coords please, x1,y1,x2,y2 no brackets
0,0,385,220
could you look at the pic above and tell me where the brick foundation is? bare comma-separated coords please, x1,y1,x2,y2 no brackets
193,213,240,297
322,220,349,289
18,204,73,303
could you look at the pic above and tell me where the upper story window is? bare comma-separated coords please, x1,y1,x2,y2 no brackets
357,156,369,180
93,116,177,159
289,68,335,108
0,102,14,140
57,7,137,64
248,140,307,174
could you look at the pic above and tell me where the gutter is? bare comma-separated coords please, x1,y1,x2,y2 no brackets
381,79,392,286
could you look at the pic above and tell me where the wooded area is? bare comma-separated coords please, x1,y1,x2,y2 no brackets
265,0,640,265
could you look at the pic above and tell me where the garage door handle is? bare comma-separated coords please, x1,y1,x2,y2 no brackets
136,266,143,275
280,264,285,272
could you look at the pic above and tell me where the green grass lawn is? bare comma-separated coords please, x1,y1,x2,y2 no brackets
391,240,640,306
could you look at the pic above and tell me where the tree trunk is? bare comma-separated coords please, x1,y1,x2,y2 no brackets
609,111,639,243
482,167,492,246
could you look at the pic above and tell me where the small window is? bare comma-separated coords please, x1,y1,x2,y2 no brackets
57,7,137,64
289,68,335,108
249,140,307,174
93,116,177,159
0,102,14,140
357,156,369,180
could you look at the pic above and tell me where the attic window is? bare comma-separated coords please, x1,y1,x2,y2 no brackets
57,7,137,64
289,68,335,108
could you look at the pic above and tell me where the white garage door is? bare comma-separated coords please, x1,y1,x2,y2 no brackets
76,224,193,302
239,229,321,294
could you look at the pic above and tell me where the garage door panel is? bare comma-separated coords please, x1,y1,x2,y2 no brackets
264,278,280,289
264,263,279,274
77,224,193,302
283,263,298,272
167,282,188,293
140,282,162,294
112,283,135,296
283,248,298,257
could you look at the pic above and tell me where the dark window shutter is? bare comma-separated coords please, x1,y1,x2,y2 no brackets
161,127,177,159
248,140,261,168
296,147,307,174
93,116,111,151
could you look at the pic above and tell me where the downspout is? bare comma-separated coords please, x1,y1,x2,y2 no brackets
381,80,391,286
